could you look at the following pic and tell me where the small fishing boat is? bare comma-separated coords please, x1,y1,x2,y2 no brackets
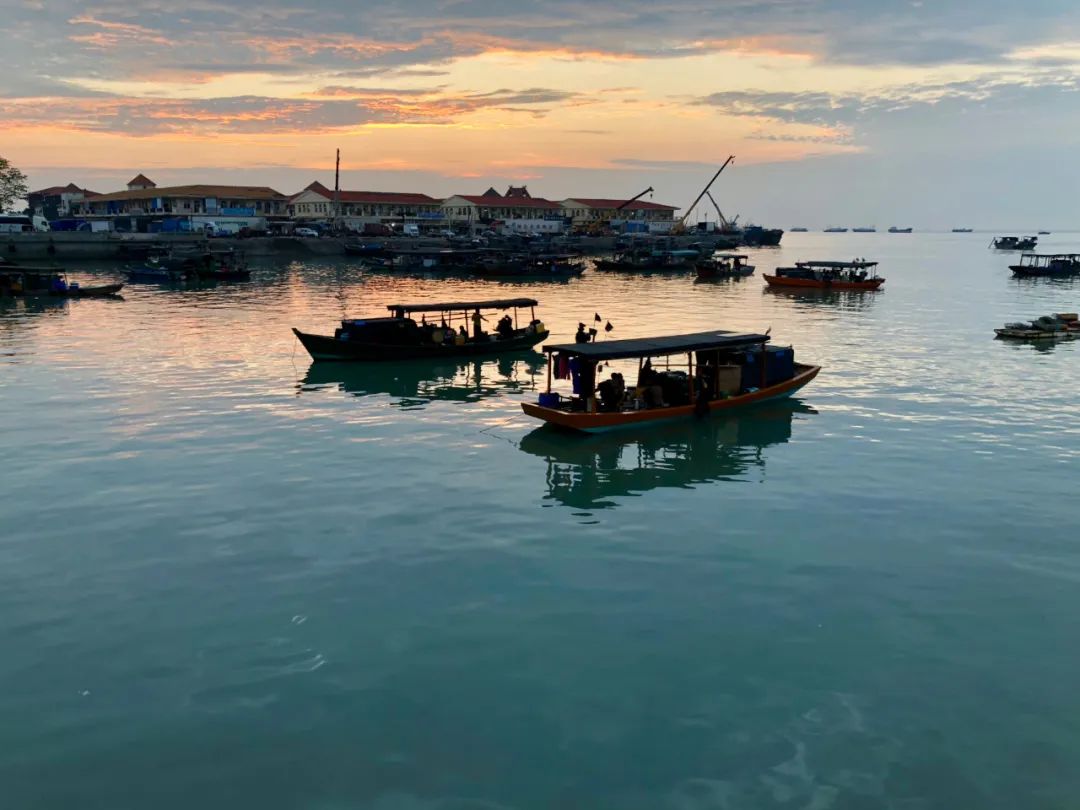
695,253,755,279
991,236,1037,251
1009,253,1080,278
469,253,585,279
995,313,1079,341
343,241,386,256
293,297,548,361
50,280,123,297
593,246,701,272
888,226,912,233
0,268,122,298
521,330,819,434
764,260,884,290
192,249,251,281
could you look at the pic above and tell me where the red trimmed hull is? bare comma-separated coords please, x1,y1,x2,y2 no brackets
764,275,884,291
521,364,820,433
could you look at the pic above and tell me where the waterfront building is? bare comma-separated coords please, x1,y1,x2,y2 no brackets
442,187,566,234
560,198,680,233
289,181,443,229
27,183,99,218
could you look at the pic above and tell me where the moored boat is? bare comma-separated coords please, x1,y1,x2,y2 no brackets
343,241,386,256
1,268,122,298
764,260,884,291
593,246,701,272
469,253,585,279
521,330,819,433
292,297,548,361
740,225,783,247
991,236,1037,251
995,313,1079,341
1009,253,1080,278
695,253,755,279
50,281,123,297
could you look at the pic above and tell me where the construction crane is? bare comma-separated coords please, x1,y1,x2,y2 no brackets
616,187,654,211
673,155,735,234
706,191,737,232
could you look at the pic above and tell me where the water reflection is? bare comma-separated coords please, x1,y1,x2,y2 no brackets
297,353,546,407
763,286,879,311
520,400,816,510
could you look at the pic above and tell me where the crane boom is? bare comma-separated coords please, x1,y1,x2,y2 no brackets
677,155,734,227
616,187,654,211
705,191,729,230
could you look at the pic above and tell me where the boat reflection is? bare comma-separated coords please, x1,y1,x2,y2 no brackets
763,285,878,311
297,353,546,407
520,400,816,509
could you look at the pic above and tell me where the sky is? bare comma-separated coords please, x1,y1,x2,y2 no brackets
3,0,1080,228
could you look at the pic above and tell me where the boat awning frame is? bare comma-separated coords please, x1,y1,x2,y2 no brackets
795,260,878,269
543,330,770,361
385,297,539,314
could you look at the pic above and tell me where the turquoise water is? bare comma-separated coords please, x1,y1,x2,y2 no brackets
3,233,1080,808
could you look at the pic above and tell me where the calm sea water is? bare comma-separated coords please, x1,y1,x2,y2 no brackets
3,233,1080,809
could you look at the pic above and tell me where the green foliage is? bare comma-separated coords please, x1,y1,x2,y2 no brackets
0,156,30,213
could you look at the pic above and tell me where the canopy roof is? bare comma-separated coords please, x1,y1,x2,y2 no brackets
386,298,539,314
795,260,878,269
712,253,749,260
544,330,769,360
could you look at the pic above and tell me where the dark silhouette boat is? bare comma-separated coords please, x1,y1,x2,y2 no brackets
764,260,884,290
1009,253,1080,278
292,297,548,361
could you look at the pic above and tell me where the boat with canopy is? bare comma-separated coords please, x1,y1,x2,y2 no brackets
1008,254,1080,278
695,253,754,279
292,297,548,361
764,260,883,291
521,330,819,433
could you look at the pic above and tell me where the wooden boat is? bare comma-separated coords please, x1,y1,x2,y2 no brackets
695,253,755,279
521,330,819,434
343,241,386,256
50,282,123,297
764,260,884,290
594,247,701,272
995,313,1079,341
293,297,548,361
1009,253,1080,278
469,253,585,279
991,236,1037,251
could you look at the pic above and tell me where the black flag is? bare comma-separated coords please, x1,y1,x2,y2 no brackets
594,313,602,322
605,321,614,333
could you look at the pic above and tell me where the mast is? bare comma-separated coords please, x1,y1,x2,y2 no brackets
333,148,341,231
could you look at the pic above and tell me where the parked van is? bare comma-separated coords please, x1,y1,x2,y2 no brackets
401,223,420,237
0,214,49,232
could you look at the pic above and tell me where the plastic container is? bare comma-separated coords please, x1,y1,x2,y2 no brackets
538,392,560,407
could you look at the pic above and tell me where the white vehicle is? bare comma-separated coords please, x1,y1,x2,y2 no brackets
0,214,48,232
294,227,319,238
401,224,420,238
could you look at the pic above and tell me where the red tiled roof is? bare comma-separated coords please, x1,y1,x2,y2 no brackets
30,183,92,196
296,181,440,206
455,195,562,209
86,185,288,203
127,173,155,187
564,198,679,211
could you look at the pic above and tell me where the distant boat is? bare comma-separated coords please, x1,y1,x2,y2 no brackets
991,236,1038,251
1038,230,1051,235
824,226,848,233
888,226,912,233
952,228,973,233
790,227,808,232
852,226,876,233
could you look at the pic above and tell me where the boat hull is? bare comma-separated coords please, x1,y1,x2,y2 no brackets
292,327,549,361
593,259,694,273
994,328,1078,341
51,284,124,298
696,264,755,279
764,275,884,291
1010,266,1080,278
521,364,820,433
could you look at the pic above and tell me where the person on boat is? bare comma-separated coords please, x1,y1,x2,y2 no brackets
597,372,625,412
575,322,591,344
49,275,67,293
458,324,468,342
471,310,486,339
496,314,514,339
637,359,665,408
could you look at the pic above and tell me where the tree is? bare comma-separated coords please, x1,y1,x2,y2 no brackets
0,156,29,213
